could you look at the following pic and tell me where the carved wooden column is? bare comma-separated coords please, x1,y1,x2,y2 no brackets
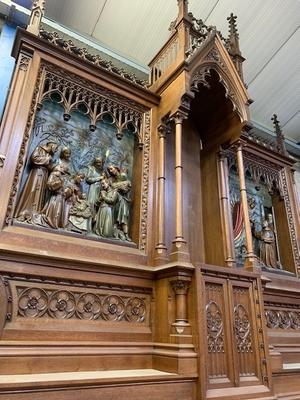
170,111,190,262
155,124,169,265
217,150,236,267
27,0,45,35
170,277,191,335
235,141,257,268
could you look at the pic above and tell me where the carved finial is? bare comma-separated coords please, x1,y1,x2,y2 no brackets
177,0,189,20
227,13,238,38
227,13,245,80
27,0,45,35
271,114,288,156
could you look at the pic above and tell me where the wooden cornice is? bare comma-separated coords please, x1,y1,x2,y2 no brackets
241,132,295,168
12,28,160,108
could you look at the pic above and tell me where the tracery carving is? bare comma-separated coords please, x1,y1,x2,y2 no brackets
190,60,243,120
39,67,145,145
17,284,147,323
19,54,31,71
234,304,252,353
39,28,148,88
206,301,225,353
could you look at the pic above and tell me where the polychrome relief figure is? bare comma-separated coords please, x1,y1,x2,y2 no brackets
40,164,72,229
94,179,118,238
86,157,105,214
64,172,85,228
15,141,58,221
106,164,132,241
69,193,92,233
252,220,280,269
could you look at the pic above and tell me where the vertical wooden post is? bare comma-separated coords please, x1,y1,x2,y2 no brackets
27,0,45,36
170,112,190,262
154,123,168,265
217,150,236,267
235,141,257,268
170,278,191,335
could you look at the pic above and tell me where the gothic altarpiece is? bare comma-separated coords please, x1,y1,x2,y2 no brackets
0,1,299,400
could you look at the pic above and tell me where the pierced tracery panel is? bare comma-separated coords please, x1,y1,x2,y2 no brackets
205,282,229,381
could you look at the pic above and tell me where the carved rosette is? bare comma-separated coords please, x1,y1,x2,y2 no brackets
234,304,252,353
206,300,225,353
18,288,48,318
102,295,125,321
125,297,146,323
49,290,76,319
76,293,101,320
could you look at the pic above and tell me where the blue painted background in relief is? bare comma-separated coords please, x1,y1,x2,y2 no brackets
20,99,135,192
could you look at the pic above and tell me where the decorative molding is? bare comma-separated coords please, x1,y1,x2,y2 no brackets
5,67,43,223
139,111,151,252
206,300,225,353
17,284,147,323
280,168,300,269
234,304,252,353
39,28,148,89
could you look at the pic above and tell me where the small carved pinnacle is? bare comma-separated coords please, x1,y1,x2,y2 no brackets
271,114,288,155
227,13,238,37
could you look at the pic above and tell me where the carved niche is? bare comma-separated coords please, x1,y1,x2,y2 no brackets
7,63,151,250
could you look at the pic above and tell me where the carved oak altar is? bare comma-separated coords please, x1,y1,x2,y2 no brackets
0,1,299,400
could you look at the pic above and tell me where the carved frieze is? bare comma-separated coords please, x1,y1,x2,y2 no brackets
17,284,147,323
265,308,300,330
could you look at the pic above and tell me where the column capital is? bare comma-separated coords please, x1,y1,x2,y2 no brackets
157,122,171,139
231,138,247,152
170,278,191,295
170,110,187,125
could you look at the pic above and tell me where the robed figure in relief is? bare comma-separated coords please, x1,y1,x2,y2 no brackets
15,142,58,219
252,220,279,269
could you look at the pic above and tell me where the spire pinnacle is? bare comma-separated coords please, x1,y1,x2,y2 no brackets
271,114,288,156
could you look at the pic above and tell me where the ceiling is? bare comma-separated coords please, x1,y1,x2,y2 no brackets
20,0,300,144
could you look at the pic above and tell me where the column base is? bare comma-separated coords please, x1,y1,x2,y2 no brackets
169,239,190,263
154,245,169,266
244,254,261,271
